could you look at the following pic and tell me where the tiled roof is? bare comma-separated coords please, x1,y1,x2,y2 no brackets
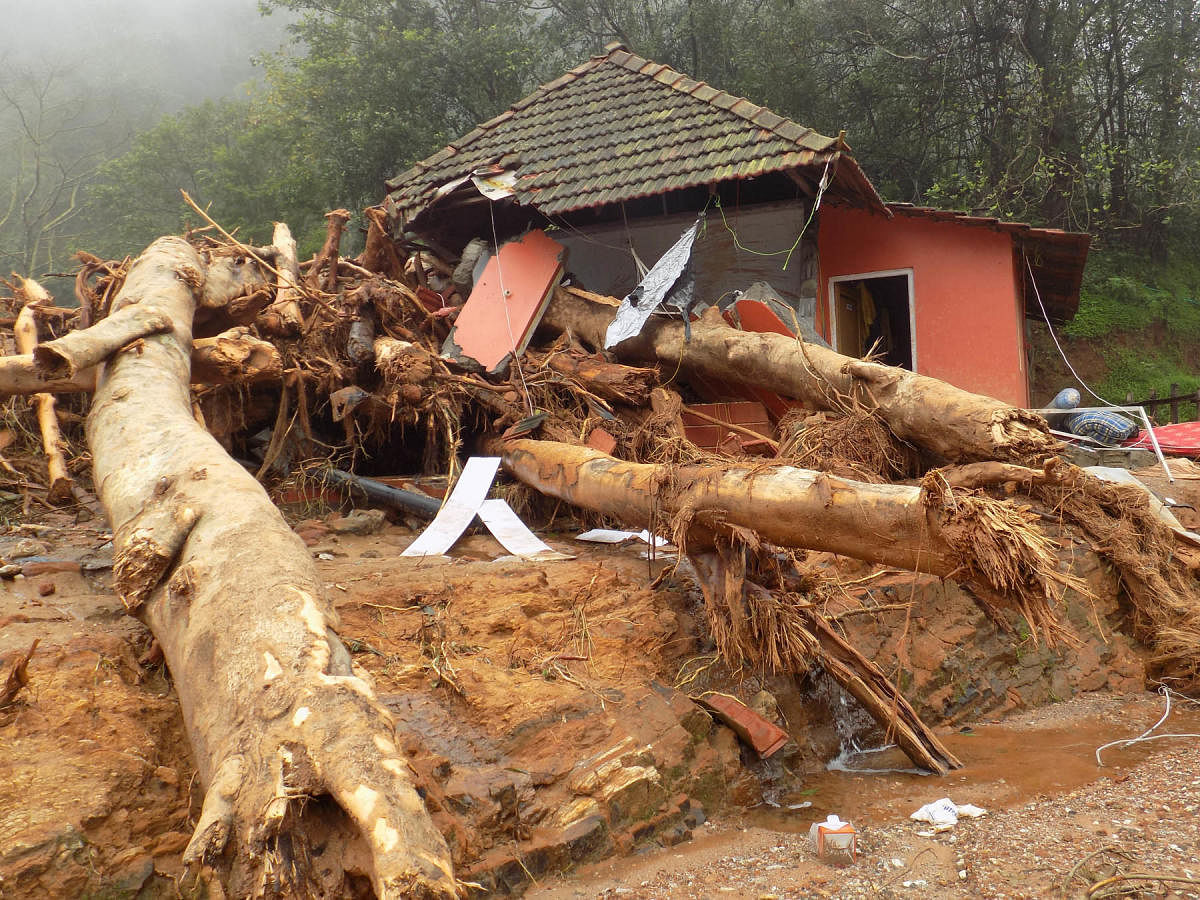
886,204,1091,323
386,43,883,221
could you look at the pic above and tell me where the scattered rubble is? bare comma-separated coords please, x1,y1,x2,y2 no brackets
0,206,1196,897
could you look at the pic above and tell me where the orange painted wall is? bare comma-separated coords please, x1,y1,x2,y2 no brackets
817,204,1029,406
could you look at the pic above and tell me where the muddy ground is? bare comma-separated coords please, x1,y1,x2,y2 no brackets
0,494,1197,898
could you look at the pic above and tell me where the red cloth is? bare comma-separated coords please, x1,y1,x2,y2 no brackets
1122,421,1200,457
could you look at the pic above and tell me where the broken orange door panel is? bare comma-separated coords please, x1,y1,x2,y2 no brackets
442,229,565,375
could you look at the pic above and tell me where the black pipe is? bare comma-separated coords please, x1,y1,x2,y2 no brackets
320,468,442,519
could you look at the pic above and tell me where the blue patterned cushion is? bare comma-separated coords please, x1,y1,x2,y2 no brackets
1064,410,1139,445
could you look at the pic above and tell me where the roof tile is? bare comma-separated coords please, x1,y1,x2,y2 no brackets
388,45,883,219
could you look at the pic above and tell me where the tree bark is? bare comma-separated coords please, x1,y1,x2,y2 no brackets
541,287,1059,464
308,208,352,293
14,279,75,503
501,439,1075,643
86,237,457,899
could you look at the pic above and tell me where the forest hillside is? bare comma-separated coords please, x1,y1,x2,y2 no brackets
4,0,1198,408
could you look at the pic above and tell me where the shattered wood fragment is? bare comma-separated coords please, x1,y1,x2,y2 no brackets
113,496,199,611
359,205,405,280
190,328,283,385
804,610,962,773
86,236,458,898
259,221,304,336
307,208,352,293
541,288,1060,464
542,349,657,406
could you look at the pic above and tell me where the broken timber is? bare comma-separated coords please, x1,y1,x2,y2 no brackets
85,236,457,898
14,279,76,503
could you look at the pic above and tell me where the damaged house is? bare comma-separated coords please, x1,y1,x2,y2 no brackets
385,41,1090,409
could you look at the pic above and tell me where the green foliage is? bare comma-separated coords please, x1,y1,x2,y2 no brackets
1095,349,1200,409
1051,242,1200,417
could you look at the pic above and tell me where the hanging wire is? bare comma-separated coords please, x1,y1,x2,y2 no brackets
488,199,535,416
620,202,649,280
713,158,832,270
1025,252,1116,407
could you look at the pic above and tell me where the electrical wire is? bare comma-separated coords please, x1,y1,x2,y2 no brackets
713,158,831,270
1025,252,1117,407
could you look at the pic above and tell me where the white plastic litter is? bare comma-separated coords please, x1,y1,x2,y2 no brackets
909,798,987,832
808,814,857,858
576,528,676,550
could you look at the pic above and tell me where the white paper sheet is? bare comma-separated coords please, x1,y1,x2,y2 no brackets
401,457,501,557
476,499,574,561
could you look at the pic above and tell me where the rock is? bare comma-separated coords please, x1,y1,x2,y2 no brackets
109,850,154,894
10,539,50,559
37,582,55,597
296,527,328,547
360,549,382,558
150,831,191,857
750,690,779,722
79,543,114,572
328,508,387,535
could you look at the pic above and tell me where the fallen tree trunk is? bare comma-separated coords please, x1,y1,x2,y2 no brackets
14,280,75,503
31,305,173,379
541,349,657,406
86,237,457,898
542,287,1059,464
501,439,1077,644
0,331,284,396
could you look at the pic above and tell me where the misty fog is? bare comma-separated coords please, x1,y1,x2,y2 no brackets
2,0,295,111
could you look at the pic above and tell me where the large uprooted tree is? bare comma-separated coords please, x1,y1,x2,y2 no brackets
3,216,1199,897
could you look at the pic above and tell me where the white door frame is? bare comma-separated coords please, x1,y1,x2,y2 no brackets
827,268,917,370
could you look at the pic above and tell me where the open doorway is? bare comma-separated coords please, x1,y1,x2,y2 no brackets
829,270,915,370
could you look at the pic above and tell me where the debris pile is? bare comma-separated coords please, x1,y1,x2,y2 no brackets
0,209,1197,895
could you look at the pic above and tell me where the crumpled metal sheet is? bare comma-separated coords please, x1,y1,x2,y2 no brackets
604,217,701,349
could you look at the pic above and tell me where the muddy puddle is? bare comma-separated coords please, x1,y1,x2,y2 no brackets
527,693,1200,897
752,694,1200,831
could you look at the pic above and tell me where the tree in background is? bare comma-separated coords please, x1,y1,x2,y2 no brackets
0,66,124,278
8,0,1198,266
